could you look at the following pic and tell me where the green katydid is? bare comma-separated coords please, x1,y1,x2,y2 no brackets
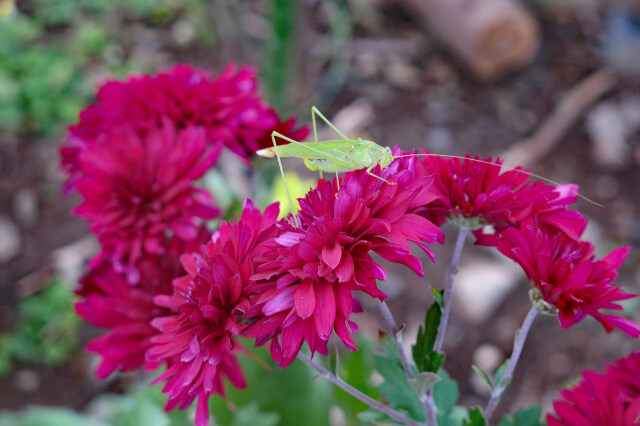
256,106,396,214
256,106,602,215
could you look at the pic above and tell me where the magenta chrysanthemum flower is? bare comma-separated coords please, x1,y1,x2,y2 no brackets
548,352,640,426
497,218,640,337
145,200,280,426
403,149,586,245
73,120,221,282
245,163,444,367
62,64,307,189
75,231,209,378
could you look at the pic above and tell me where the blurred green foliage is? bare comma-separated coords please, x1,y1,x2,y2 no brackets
0,406,108,426
0,278,80,377
210,343,333,426
0,0,213,138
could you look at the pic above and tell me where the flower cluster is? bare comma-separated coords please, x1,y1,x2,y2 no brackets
66,68,640,426
146,200,280,426
404,148,586,245
74,121,220,281
394,148,637,336
498,218,639,336
75,231,209,378
62,64,307,190
68,64,306,385
548,352,640,425
245,163,445,367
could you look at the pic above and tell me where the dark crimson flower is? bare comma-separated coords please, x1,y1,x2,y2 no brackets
62,64,307,188
255,117,310,152
245,162,444,367
402,149,586,245
548,352,640,426
75,230,209,378
74,120,220,282
145,200,280,426
472,182,586,247
498,218,640,337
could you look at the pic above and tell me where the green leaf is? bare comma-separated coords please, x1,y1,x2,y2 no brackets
494,360,510,388
211,345,333,426
463,407,487,426
375,335,425,422
499,405,543,426
433,370,459,424
357,409,385,422
471,365,494,390
0,406,108,426
230,404,279,426
431,287,444,308
412,300,445,373
334,337,380,418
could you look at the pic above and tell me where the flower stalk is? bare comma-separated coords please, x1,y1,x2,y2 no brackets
434,225,469,352
484,305,539,419
378,300,415,379
297,352,426,426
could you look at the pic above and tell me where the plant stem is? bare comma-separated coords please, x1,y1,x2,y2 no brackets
378,300,414,379
424,226,468,426
297,353,425,426
434,225,469,352
484,305,539,419
422,394,438,426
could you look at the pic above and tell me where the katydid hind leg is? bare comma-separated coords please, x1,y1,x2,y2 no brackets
271,132,297,220
333,149,340,191
311,106,349,141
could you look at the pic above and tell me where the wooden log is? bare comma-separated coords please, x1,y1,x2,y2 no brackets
401,0,541,80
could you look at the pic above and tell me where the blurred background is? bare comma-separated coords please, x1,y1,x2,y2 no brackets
0,0,639,424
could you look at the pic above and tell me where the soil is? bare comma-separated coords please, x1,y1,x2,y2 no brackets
0,0,639,422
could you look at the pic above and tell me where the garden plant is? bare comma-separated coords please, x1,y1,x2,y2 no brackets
62,64,640,426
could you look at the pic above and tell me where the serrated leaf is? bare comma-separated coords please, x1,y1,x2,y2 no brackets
412,301,445,373
375,336,425,422
409,372,441,396
471,365,494,390
431,287,444,308
463,407,487,426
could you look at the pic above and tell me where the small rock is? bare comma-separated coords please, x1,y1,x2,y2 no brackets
473,343,503,372
548,353,573,377
383,60,422,90
12,188,38,227
318,98,374,141
14,369,40,392
592,175,621,200
51,236,100,284
171,18,196,46
425,127,454,152
586,102,632,168
0,216,21,263
454,256,521,323
329,405,347,426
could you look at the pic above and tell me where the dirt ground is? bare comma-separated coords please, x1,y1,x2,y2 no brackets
1,0,639,421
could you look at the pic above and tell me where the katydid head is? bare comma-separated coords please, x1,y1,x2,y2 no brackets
378,146,394,169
